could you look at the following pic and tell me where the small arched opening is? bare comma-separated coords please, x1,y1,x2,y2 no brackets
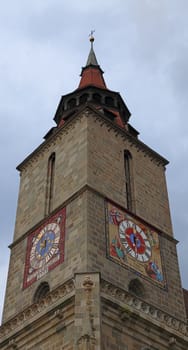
33,282,50,303
105,96,114,107
79,93,88,104
128,278,145,298
67,98,76,109
93,93,102,103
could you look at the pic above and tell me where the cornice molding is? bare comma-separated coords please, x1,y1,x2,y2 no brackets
17,104,168,173
0,279,75,341
10,184,176,250
101,279,188,340
1,277,187,346
16,107,88,172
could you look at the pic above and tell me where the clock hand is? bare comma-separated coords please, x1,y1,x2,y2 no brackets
40,239,47,249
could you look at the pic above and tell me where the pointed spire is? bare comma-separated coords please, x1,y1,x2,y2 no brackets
77,32,107,90
86,33,99,66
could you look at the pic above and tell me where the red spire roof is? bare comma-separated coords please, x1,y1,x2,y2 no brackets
78,34,107,90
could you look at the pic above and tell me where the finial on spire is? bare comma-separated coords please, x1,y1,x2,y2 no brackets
78,30,107,89
89,30,95,47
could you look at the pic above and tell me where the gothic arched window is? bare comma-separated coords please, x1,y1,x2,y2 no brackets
45,152,55,215
124,150,134,211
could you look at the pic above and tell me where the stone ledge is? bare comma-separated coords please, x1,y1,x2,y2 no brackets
0,279,75,341
101,279,188,339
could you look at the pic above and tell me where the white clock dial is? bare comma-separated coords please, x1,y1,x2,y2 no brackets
119,220,151,262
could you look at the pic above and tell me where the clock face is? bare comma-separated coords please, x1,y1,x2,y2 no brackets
107,202,165,287
119,220,152,262
30,223,61,269
23,207,66,289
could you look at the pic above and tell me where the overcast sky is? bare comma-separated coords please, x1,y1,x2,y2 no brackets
0,0,188,321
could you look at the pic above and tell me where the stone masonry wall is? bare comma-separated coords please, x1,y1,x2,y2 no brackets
3,114,89,322
2,108,186,332
85,112,186,320
14,115,88,241
87,189,186,321
2,192,87,323
87,113,173,236
74,273,101,349
101,295,188,350
0,296,75,350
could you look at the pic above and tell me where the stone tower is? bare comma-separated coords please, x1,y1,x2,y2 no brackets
0,36,188,350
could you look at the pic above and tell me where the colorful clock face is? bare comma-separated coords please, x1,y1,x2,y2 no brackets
23,207,66,289
119,220,152,262
107,202,165,287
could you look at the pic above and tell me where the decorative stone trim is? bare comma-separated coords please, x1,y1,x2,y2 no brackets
0,279,74,340
17,104,168,173
76,275,96,349
17,108,87,172
10,184,177,251
77,334,96,350
90,107,168,166
82,275,95,291
169,337,177,345
54,309,64,320
6,339,18,349
101,280,188,337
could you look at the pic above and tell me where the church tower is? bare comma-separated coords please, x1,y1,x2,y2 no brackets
0,35,188,350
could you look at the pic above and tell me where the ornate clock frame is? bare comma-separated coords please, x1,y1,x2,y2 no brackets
23,207,66,289
106,201,166,288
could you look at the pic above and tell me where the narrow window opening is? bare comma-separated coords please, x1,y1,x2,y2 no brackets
124,150,132,211
93,93,101,103
45,152,55,215
105,96,114,107
80,93,88,104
